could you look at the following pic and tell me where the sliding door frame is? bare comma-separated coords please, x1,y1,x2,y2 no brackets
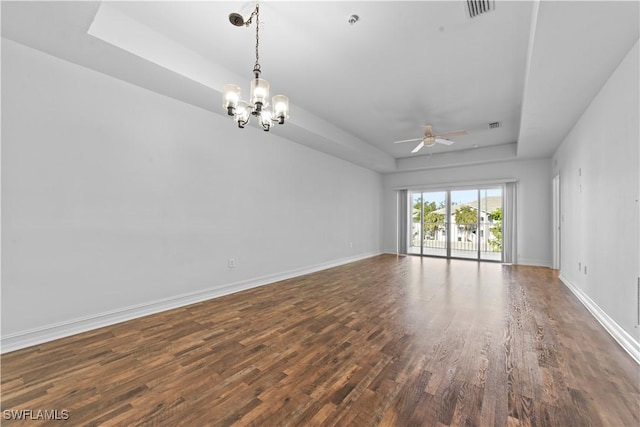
408,185,504,263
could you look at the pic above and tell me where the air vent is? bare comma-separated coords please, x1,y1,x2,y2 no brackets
488,121,501,129
466,0,495,19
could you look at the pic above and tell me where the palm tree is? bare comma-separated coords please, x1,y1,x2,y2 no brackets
454,205,477,242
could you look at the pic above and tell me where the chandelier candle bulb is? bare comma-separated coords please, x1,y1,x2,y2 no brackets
250,78,270,112
234,101,250,128
223,84,241,115
272,95,289,124
259,110,272,131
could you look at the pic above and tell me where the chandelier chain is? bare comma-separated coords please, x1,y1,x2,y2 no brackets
255,4,260,73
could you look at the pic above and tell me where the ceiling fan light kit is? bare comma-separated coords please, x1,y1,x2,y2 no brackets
222,2,289,132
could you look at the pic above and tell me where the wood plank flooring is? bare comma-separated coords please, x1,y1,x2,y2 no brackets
1,255,639,426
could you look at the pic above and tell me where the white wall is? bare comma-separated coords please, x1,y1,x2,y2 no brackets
382,158,552,267
1,39,383,349
552,40,639,345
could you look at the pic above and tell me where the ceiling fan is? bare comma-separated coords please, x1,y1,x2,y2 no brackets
393,125,467,153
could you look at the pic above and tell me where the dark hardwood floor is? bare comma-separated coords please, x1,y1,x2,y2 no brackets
1,255,638,426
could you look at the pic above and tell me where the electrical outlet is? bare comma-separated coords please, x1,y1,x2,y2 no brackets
579,262,581,271
228,258,236,268
584,265,587,275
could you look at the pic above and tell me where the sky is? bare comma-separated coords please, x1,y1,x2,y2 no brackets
412,188,502,207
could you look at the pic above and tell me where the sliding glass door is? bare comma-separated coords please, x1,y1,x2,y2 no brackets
408,187,503,261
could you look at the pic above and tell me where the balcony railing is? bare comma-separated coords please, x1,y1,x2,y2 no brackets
410,221,502,260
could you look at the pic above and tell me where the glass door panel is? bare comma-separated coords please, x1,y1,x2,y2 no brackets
421,192,447,257
479,188,503,261
450,190,479,259
408,192,422,255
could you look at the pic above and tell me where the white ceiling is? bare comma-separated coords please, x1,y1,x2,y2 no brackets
2,1,638,173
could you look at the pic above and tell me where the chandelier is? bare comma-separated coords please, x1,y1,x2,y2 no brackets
222,2,289,131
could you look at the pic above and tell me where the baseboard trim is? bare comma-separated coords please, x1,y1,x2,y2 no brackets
517,258,552,268
1,252,382,354
559,274,640,364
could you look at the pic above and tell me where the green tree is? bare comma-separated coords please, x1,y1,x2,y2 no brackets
424,211,445,237
412,200,444,240
488,208,502,252
412,201,422,223
413,200,437,222
423,201,437,215
488,208,502,222
454,205,477,242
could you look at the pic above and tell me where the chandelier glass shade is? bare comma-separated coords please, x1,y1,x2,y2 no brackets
222,3,289,131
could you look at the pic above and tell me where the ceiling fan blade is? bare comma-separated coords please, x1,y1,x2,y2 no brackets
436,129,467,138
393,138,422,144
435,138,455,146
411,141,425,153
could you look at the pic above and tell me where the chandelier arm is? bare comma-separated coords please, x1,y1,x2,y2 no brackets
237,117,249,128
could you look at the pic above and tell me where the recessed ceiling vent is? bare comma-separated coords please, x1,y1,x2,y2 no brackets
466,0,495,19
488,121,501,129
